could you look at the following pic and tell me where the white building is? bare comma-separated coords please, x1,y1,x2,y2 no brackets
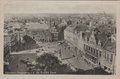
64,23,116,74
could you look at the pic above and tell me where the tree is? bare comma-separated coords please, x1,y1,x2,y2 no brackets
30,53,74,74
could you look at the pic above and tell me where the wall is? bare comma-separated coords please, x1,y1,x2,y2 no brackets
100,49,115,73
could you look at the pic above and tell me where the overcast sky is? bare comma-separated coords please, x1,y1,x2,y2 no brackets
4,1,118,14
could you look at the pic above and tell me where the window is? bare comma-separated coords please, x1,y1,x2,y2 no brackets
107,54,109,61
90,48,92,53
110,54,113,63
88,46,90,51
90,48,92,54
92,49,94,54
87,46,89,51
86,45,88,50
96,52,98,57
84,44,86,50
94,49,96,55
96,50,98,56
104,52,107,59
99,51,101,57
96,50,98,53
89,47,91,52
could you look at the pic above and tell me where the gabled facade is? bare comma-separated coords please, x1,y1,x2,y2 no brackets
64,25,116,74
83,30,116,74
83,31,102,66
50,26,59,41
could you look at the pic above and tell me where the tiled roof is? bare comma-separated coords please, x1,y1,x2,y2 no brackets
65,22,116,53
26,23,49,30
65,23,88,33
65,26,74,33
73,24,89,33
103,37,116,53
96,33,108,46
94,32,116,53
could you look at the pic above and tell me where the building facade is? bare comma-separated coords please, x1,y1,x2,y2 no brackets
64,25,116,74
50,26,59,41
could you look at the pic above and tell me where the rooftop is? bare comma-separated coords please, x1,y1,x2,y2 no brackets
73,24,89,33
90,32,116,53
65,26,74,33
65,23,89,33
7,22,23,29
103,37,116,53
26,23,50,30
58,20,67,27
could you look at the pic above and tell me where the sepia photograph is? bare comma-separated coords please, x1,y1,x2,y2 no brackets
2,0,119,77
4,13,116,75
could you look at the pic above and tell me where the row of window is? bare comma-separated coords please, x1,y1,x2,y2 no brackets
104,51,113,63
84,44,101,58
85,53,98,64
84,44,113,64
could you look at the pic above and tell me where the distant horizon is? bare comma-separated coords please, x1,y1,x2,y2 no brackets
4,13,115,17
4,1,117,14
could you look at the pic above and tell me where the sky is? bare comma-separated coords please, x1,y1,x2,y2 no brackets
4,1,118,14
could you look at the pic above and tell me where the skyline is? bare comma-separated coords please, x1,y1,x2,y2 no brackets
4,1,118,14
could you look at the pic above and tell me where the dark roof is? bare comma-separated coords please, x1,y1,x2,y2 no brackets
96,32,108,46
103,38,116,53
73,24,89,33
95,32,116,53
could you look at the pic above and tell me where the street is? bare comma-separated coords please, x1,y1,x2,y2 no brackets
9,40,95,73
